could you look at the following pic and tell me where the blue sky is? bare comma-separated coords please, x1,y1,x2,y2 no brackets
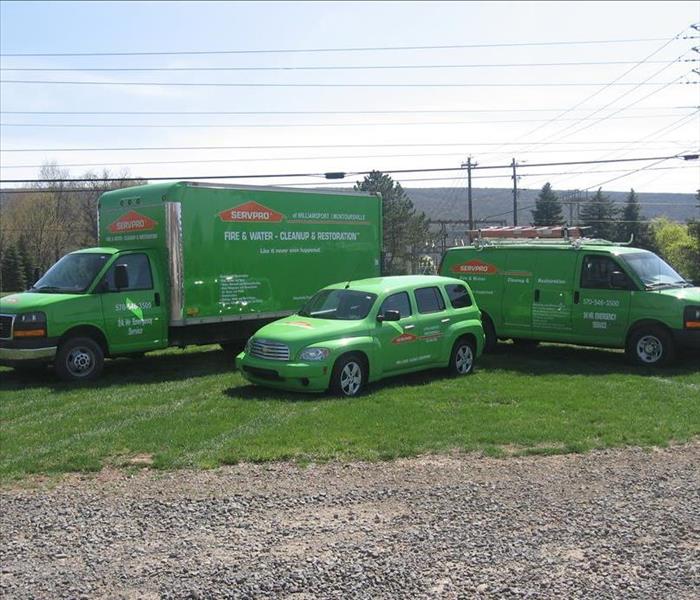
1,1,699,195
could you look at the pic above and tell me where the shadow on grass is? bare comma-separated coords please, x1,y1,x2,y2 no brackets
0,347,237,392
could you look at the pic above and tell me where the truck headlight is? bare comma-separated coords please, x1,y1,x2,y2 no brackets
684,306,700,329
299,347,330,361
14,311,47,337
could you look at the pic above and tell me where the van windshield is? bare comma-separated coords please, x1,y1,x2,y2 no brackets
30,253,110,293
298,289,377,320
622,252,691,289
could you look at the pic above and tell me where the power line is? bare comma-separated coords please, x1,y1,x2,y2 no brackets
0,59,684,72
0,37,672,57
2,113,692,129
0,154,693,184
2,79,682,88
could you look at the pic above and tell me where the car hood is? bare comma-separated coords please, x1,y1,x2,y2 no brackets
252,315,368,349
653,286,700,303
0,291,85,314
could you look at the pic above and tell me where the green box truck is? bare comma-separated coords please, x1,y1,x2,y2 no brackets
0,182,382,380
439,239,700,366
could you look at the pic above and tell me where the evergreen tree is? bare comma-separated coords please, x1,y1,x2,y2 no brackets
580,188,618,240
617,188,652,247
355,171,431,274
0,245,27,292
15,235,35,286
531,182,564,226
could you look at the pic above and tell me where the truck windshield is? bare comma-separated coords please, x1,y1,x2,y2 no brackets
298,289,377,320
30,253,110,293
622,252,690,289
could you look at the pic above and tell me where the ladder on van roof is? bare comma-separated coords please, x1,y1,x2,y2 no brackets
466,226,626,249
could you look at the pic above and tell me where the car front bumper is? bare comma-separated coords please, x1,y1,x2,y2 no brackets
235,351,331,393
0,338,58,367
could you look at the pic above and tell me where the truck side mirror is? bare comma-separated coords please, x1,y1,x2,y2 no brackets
378,309,401,322
114,264,129,290
610,271,628,289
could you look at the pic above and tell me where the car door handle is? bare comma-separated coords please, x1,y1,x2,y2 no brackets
441,318,450,323
154,292,161,307
403,324,415,330
574,291,580,304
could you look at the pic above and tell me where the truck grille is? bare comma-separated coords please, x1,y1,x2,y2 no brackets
249,339,290,361
0,315,13,340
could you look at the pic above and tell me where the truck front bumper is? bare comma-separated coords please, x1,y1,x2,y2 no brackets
0,338,58,367
235,352,331,393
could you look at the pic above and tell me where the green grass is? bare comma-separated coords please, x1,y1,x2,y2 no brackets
1,343,698,479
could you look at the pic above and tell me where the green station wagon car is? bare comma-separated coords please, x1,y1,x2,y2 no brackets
236,275,485,396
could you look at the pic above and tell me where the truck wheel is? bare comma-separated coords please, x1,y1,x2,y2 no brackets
329,353,366,397
55,337,104,382
482,313,498,353
449,337,475,376
626,326,675,367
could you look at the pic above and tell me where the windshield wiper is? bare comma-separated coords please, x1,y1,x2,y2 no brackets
645,281,687,290
30,285,69,293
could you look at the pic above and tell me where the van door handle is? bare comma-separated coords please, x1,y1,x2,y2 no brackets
441,318,450,323
154,292,161,307
404,324,415,330
574,291,580,304
534,289,540,302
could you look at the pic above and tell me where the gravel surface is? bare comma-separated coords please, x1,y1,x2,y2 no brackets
1,443,698,599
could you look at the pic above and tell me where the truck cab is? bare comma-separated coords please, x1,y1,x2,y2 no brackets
0,247,168,380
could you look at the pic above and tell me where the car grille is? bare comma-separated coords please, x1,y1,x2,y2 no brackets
249,339,290,361
0,315,13,340
243,366,283,381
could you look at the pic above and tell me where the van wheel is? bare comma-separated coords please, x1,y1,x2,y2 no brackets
482,313,498,353
626,326,675,367
449,338,476,376
55,337,104,382
329,353,366,397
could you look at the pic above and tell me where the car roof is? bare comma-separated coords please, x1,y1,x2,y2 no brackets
325,275,460,294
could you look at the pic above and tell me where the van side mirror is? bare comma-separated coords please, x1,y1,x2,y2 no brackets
377,309,401,322
115,264,129,290
610,271,628,289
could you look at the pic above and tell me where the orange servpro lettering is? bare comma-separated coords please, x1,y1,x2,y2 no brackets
392,333,418,344
108,211,158,234
219,201,284,223
451,260,498,275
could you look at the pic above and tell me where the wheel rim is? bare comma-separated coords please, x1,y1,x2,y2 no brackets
66,346,95,377
340,361,362,396
636,335,663,364
455,344,474,374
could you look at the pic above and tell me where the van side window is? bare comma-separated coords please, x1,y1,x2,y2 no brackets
378,292,412,319
102,254,153,292
444,284,472,308
581,256,632,290
414,287,446,314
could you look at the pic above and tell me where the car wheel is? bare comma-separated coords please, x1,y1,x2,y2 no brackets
481,312,498,353
330,354,366,397
55,337,104,382
449,337,476,376
626,326,675,367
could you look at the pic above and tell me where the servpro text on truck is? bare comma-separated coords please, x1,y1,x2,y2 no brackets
439,238,700,366
0,182,382,381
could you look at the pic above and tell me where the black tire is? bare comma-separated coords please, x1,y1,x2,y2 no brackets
512,338,540,348
481,312,498,353
220,341,245,355
449,337,476,376
625,326,675,367
55,337,104,382
329,353,367,397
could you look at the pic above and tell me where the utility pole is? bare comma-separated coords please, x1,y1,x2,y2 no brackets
511,158,518,226
461,157,477,234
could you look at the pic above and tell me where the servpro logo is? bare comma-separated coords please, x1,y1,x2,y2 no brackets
451,260,499,275
392,333,418,344
219,201,284,223
108,211,158,234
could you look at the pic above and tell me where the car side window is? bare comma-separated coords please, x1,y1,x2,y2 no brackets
101,254,153,292
580,255,632,290
378,292,412,319
444,284,472,308
414,286,446,314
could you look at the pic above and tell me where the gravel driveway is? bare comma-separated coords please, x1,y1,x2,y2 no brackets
1,443,698,599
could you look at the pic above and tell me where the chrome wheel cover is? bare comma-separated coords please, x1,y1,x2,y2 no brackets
455,345,474,374
636,335,663,364
66,346,95,377
340,361,362,396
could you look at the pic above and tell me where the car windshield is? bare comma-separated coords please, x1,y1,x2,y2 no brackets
298,289,377,320
30,253,110,293
622,252,690,289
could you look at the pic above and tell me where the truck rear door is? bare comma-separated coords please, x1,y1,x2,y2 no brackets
98,251,168,354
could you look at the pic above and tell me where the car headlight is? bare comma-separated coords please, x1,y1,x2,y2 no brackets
299,347,330,361
684,306,700,329
244,337,252,353
13,311,47,337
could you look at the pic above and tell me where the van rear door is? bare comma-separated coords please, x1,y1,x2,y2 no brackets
501,250,535,335
531,250,578,337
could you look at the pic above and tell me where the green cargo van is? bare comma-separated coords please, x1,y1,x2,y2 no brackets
439,240,700,366
0,182,382,381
